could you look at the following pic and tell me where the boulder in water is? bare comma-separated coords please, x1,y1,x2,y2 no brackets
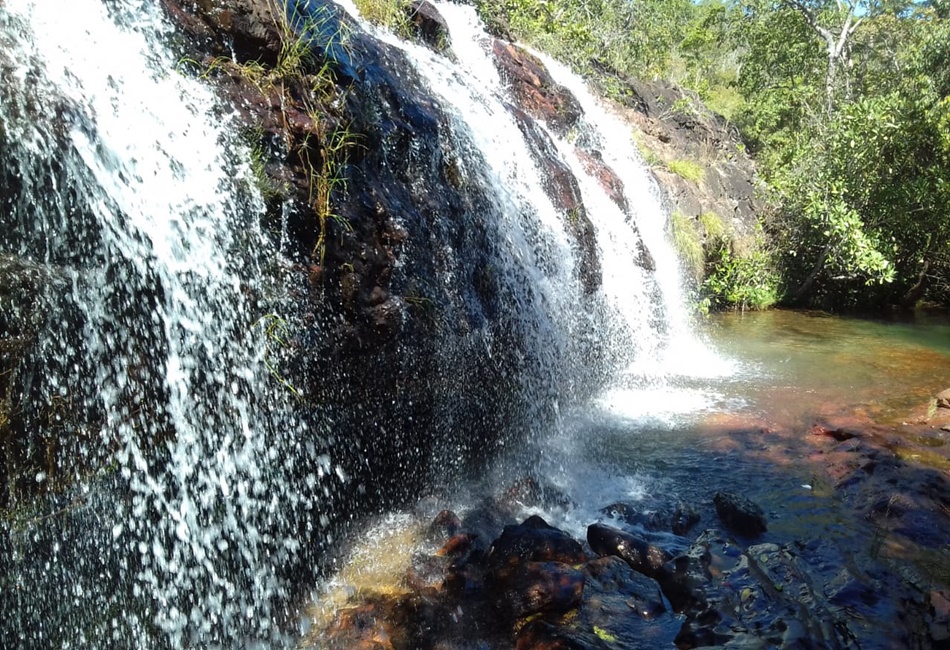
586,522,673,582
495,560,585,620
936,388,950,409
713,491,767,537
406,1,450,53
490,40,583,137
487,515,587,576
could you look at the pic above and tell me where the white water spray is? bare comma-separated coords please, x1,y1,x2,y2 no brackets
0,1,318,646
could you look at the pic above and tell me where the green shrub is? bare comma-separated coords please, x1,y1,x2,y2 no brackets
698,210,725,242
703,238,780,311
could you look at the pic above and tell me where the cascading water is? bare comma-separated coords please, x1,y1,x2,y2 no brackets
0,1,336,646
349,0,699,400
2,0,725,647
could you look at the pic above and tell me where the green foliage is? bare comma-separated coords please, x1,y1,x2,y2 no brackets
304,126,358,266
727,1,950,309
699,211,726,241
353,0,415,37
472,0,693,85
666,158,704,182
470,0,950,310
670,211,705,281
703,238,781,311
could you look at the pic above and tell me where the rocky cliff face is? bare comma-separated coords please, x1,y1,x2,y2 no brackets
156,0,674,507
1,0,762,514
619,78,761,240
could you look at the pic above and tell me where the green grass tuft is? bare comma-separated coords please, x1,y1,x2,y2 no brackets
667,158,705,182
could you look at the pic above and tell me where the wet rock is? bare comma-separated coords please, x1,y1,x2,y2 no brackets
810,421,862,442
500,477,576,512
496,561,585,620
509,108,601,294
324,595,419,650
661,530,719,613
515,619,607,650
491,40,583,137
427,509,462,542
586,523,672,582
406,1,450,53
582,556,666,621
407,552,454,593
436,533,478,558
600,500,699,537
713,490,767,537
671,532,855,649
928,589,950,644
670,503,701,536
575,149,629,214
488,516,587,576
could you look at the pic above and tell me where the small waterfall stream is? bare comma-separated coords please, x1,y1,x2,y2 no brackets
1,0,719,647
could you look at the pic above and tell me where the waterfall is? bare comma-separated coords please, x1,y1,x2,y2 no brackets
0,1,328,646
360,1,700,384
1,0,715,647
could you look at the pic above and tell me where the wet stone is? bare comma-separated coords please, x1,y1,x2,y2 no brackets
514,619,607,650
487,515,587,577
495,560,585,620
586,523,673,582
713,490,767,537
427,509,462,542
582,556,666,621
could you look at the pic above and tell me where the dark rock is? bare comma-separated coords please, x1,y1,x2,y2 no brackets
713,491,767,537
488,516,587,577
671,533,855,649
810,422,862,441
407,552,453,592
660,530,718,613
586,523,672,582
324,595,419,650
506,106,600,294
515,619,608,650
600,500,699,537
670,502,700,536
499,477,576,512
928,589,950,644
406,0,450,52
583,556,665,620
575,149,629,214
491,40,583,137
496,561,585,620
427,509,462,542
436,533,478,558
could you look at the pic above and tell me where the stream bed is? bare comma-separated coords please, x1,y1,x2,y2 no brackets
307,310,950,649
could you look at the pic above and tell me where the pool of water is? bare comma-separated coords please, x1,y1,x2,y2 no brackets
528,309,950,547
704,309,950,426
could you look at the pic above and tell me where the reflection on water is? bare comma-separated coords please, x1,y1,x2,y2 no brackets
705,309,950,425
541,309,950,548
